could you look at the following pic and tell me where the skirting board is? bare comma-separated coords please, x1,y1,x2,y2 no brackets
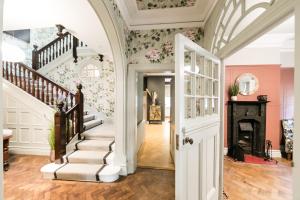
223,148,282,158
10,146,50,156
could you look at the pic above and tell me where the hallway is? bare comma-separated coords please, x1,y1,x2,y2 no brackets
137,122,175,170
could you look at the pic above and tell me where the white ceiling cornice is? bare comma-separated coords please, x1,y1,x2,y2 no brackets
115,0,218,30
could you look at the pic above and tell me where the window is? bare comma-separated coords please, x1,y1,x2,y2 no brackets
80,64,100,81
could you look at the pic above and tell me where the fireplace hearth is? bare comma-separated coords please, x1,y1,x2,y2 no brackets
227,101,269,157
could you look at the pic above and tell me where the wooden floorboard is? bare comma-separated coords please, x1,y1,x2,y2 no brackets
4,155,292,200
223,157,292,200
137,122,175,170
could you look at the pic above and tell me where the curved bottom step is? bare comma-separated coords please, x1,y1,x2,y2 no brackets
41,163,121,183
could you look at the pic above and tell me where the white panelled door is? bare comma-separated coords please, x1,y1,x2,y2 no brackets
175,34,221,200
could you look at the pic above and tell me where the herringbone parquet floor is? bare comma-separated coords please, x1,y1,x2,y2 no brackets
4,155,175,200
4,155,292,200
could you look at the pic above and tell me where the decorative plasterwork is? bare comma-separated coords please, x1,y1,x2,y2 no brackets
211,0,276,54
136,0,196,10
115,0,218,30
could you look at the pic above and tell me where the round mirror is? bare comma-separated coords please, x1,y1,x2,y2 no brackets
236,73,259,95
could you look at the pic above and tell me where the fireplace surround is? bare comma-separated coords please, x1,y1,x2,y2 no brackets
227,101,269,157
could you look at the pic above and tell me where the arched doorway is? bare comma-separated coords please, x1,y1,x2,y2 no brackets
89,0,128,175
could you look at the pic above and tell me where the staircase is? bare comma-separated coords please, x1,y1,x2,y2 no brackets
2,27,121,183
50,116,119,182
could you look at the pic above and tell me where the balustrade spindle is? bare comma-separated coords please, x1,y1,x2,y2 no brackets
59,40,62,56
46,82,49,104
36,77,40,100
51,85,54,105
55,43,58,58
46,49,49,64
23,69,27,92
32,75,36,97
66,115,70,142
5,63,8,80
14,63,17,85
41,79,45,103
9,62,13,83
66,37,68,52
38,54,41,68
56,87,59,102
19,66,22,89
27,70,31,94
63,38,66,54
52,45,55,61
42,52,45,67
69,35,72,49
65,92,69,111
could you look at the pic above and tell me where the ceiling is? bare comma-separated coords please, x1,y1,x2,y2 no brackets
136,0,196,10
225,16,295,67
116,0,218,30
3,0,113,60
246,16,294,50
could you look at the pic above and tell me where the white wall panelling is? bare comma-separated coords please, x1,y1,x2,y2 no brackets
3,80,54,156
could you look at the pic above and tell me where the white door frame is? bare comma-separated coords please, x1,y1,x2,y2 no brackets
213,1,296,199
127,63,174,174
294,1,300,199
0,0,4,199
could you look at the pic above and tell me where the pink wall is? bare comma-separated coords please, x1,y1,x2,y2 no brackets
225,65,281,150
280,68,294,119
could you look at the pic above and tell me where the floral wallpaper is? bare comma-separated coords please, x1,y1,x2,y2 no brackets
43,56,115,118
30,27,57,49
127,27,204,64
136,0,196,10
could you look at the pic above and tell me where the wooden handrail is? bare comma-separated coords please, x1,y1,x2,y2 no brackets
32,32,87,70
54,84,84,162
65,104,79,115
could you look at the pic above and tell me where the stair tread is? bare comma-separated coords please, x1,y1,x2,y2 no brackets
82,123,115,139
84,119,103,131
84,114,95,123
84,119,102,126
55,163,104,181
77,139,114,151
67,150,110,164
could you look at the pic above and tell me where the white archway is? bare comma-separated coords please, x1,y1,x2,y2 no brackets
88,0,128,175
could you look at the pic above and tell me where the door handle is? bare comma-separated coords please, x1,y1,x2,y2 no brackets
184,137,193,145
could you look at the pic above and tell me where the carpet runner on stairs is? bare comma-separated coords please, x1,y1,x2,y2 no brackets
41,111,120,183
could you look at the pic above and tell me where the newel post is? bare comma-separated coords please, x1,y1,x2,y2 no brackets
32,45,39,70
54,101,66,163
75,84,84,134
72,36,79,63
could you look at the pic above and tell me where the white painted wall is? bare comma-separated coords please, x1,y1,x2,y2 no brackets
224,47,281,65
0,0,4,198
3,0,113,60
3,80,54,155
224,47,295,68
280,51,295,67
